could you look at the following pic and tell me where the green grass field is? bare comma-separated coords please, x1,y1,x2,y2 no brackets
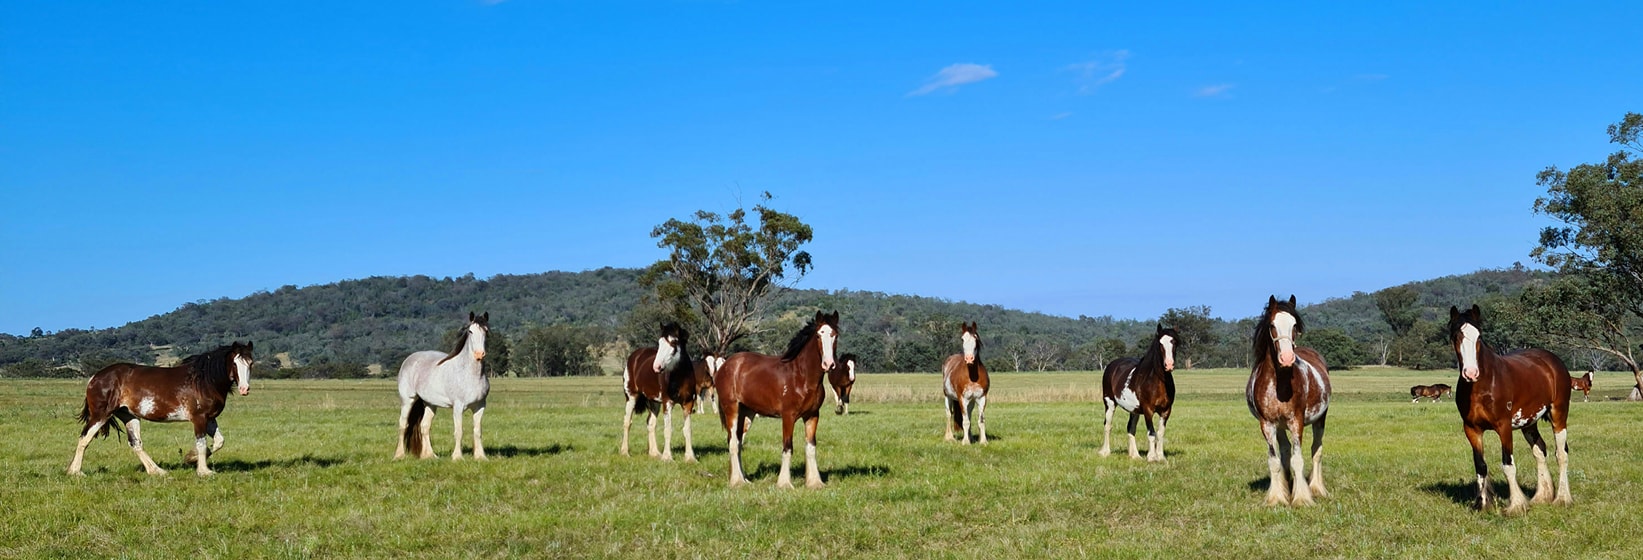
3,368,1641,558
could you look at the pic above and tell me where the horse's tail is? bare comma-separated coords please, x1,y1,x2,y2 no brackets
403,398,428,453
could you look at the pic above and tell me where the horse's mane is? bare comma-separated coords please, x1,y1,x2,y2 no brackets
780,320,820,362
1140,329,1176,372
181,344,237,388
1251,300,1303,364
438,327,471,366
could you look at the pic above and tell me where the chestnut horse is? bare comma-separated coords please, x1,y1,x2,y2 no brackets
1571,371,1593,402
942,322,990,445
1449,304,1572,513
396,312,490,460
1099,325,1178,462
828,353,859,415
716,311,840,488
1246,295,1331,507
621,323,701,461
69,342,254,476
1410,384,1453,403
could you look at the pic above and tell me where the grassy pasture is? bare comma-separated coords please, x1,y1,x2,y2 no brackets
3,368,1641,558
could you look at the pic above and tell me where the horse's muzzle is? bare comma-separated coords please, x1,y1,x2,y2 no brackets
473,350,486,361
239,387,250,396
1462,367,1479,382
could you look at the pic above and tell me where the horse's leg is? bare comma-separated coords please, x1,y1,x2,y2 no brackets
723,402,747,487
1098,398,1115,456
977,395,988,445
619,394,637,456
395,398,414,459
842,386,850,415
1307,414,1327,498
1497,427,1527,515
1125,412,1141,459
120,413,165,476
1287,418,1314,506
959,397,973,445
645,402,661,458
471,402,486,460
832,385,844,416
1553,426,1572,504
191,417,214,476
1522,423,1552,504
661,400,675,462
681,401,696,463
208,419,224,455
450,402,465,460
803,415,824,489
1259,420,1289,506
777,415,798,489
943,398,956,442
1144,411,1162,463
1465,425,1491,510
68,415,108,476
418,406,436,459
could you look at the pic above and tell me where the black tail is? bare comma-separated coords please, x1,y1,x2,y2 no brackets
403,398,428,454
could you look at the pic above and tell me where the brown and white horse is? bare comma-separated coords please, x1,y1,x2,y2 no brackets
1099,325,1178,462
1449,304,1573,513
1571,371,1593,402
691,352,725,415
716,311,840,488
621,322,702,462
942,322,990,445
1246,295,1331,507
68,342,254,476
1411,384,1453,403
828,353,859,415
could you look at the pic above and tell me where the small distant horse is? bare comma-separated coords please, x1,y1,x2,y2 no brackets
1410,384,1453,403
1099,325,1178,462
1449,304,1572,513
1571,371,1593,402
68,342,254,476
396,312,490,460
716,310,840,488
691,352,725,416
621,322,702,461
1246,295,1331,507
942,322,990,445
828,353,860,415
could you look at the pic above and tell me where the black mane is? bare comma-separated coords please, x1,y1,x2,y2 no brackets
1252,298,1304,364
1139,327,1179,373
780,320,820,362
181,344,239,388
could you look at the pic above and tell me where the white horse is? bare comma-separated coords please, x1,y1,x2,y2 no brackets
395,312,490,460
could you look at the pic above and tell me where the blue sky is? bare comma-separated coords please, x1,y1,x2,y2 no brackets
3,1,1639,335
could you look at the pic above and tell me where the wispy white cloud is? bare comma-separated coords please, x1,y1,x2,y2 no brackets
1194,84,1235,98
907,63,998,97
1066,50,1129,94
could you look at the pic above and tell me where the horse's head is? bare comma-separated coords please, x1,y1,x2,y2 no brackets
467,311,490,361
838,353,860,381
654,322,689,373
229,341,254,396
1154,324,1180,372
960,322,981,365
1449,305,1483,381
815,310,841,371
1259,295,1304,367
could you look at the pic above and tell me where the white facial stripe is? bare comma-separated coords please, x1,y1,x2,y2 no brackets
817,325,837,367
1271,313,1297,341
1159,335,1175,365
962,332,978,359
234,355,251,392
653,337,681,371
1459,323,1480,375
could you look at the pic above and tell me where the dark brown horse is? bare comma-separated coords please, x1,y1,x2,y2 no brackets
1571,371,1593,402
1449,304,1572,513
1246,295,1330,506
716,311,840,488
942,322,990,444
621,323,701,462
1410,384,1453,403
1099,325,1178,462
68,342,254,476
827,353,859,415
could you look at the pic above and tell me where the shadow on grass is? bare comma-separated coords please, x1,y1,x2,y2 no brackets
687,444,727,457
1420,479,1509,507
489,444,572,458
209,454,344,473
823,464,891,481
834,410,872,416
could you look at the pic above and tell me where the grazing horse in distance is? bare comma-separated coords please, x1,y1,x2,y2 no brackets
1099,325,1178,462
621,323,702,461
69,342,254,476
1411,384,1453,403
691,352,725,416
716,311,840,488
396,312,490,460
942,322,990,445
1246,295,1331,507
1450,304,1572,513
1571,371,1593,402
828,353,860,415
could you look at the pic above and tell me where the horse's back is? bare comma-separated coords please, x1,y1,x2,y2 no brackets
1102,357,1140,399
396,351,445,397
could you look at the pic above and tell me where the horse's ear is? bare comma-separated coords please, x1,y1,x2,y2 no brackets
1470,304,1482,322
814,310,825,323
1269,295,1278,305
469,311,476,322
481,312,489,323
1156,323,1164,334
1287,295,1296,307
246,341,253,351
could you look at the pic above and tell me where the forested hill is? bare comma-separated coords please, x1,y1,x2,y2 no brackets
0,266,1550,377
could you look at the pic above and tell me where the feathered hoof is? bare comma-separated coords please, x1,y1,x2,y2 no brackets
1503,503,1529,517
1290,494,1315,507
1263,494,1289,507
1097,448,1111,457
806,479,826,490
196,469,215,478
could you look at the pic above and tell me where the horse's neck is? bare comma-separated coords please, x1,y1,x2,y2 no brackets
440,349,483,377
791,341,824,385
198,366,231,398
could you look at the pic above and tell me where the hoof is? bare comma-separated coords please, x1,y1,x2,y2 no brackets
1097,448,1111,457
196,469,215,477
1309,485,1329,499
147,468,169,476
777,481,795,490
834,407,844,416
1503,503,1528,516
806,479,826,489
1291,494,1315,507
683,456,697,464
67,469,84,476
728,477,747,488
1264,495,1289,507
1530,493,1553,505
474,453,488,461
1553,495,1573,506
